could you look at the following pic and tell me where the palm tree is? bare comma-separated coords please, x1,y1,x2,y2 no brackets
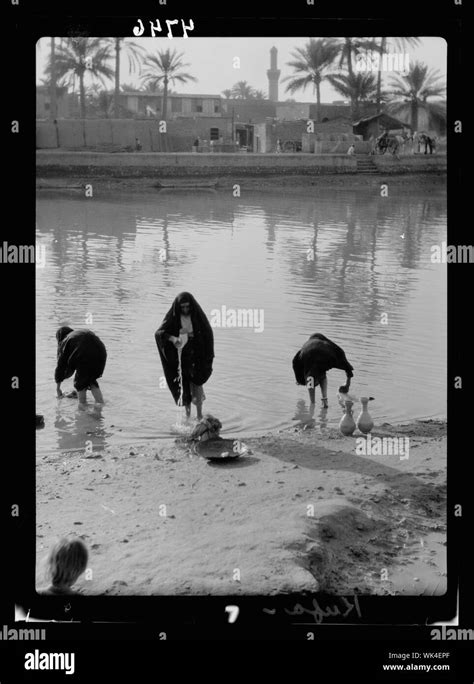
282,38,339,123
140,81,172,94
230,81,255,99
120,82,139,92
223,84,266,99
326,72,378,120
45,38,114,118
49,38,57,120
338,38,357,77
387,61,446,131
324,37,379,115
140,48,196,120
111,38,145,118
374,38,421,112
327,38,378,78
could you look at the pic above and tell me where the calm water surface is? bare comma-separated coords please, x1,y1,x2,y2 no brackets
36,186,447,455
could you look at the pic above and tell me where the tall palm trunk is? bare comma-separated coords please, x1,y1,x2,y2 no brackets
345,38,354,77
50,37,57,119
345,38,355,118
162,75,169,120
376,37,387,113
114,37,121,118
349,98,356,121
315,78,321,123
79,69,86,119
353,98,361,121
410,100,418,132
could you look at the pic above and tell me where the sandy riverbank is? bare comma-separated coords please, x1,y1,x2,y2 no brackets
36,419,446,596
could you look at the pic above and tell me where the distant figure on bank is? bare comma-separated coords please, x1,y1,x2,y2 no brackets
135,137,142,151
276,138,282,153
155,292,214,420
55,327,107,405
192,137,200,153
38,537,88,596
419,132,436,154
347,143,355,155
413,131,421,153
292,333,354,409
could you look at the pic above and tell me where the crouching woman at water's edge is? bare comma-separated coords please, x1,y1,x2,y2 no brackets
154,292,214,420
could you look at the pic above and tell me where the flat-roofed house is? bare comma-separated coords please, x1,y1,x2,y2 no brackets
120,92,223,119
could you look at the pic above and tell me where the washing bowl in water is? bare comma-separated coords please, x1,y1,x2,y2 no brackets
194,438,250,462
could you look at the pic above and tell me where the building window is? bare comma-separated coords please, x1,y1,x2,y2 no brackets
45,102,50,110
171,98,182,113
192,99,203,113
210,128,220,141
214,99,220,113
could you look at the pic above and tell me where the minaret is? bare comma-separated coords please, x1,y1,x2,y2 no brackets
267,46,280,102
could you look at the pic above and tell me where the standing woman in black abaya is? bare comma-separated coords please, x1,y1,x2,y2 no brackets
155,292,214,420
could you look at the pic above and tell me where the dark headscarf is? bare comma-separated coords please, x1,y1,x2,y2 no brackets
56,326,74,344
155,292,214,403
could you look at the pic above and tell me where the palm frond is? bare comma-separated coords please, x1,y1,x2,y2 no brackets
284,75,313,94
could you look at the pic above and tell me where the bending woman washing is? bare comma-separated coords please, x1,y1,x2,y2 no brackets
292,333,354,409
155,292,214,420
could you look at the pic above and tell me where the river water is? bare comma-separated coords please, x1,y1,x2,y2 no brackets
36,185,447,455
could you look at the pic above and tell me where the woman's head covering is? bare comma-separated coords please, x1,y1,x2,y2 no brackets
56,326,74,344
170,292,197,316
159,292,212,333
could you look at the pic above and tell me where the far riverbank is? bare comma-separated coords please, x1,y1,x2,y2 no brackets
36,150,447,187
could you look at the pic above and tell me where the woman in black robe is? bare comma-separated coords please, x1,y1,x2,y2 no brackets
155,292,214,419
292,333,354,408
55,326,107,405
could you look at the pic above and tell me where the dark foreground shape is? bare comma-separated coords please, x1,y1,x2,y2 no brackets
194,438,250,462
36,414,45,428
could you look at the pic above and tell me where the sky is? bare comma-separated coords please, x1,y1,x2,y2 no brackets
36,36,447,102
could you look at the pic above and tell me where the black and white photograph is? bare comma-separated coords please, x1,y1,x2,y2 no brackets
33,33,450,601
2,0,473,675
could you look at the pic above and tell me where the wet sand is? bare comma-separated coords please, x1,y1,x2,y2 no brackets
36,419,446,596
